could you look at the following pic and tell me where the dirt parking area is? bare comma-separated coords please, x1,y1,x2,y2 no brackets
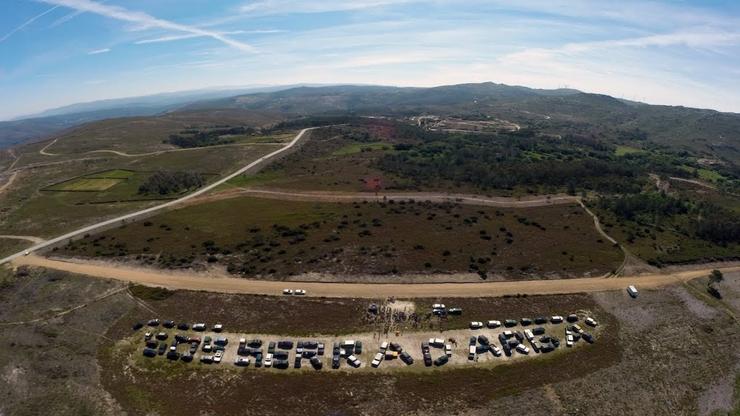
124,312,602,373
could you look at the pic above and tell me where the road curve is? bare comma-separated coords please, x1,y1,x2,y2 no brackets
0,128,315,265
13,255,740,298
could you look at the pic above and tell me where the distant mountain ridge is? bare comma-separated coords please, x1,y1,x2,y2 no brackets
2,82,739,163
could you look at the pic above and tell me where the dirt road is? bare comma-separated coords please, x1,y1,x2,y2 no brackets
194,188,581,208
0,235,45,244
13,255,740,298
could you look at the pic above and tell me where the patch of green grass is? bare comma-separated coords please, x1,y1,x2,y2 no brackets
331,142,392,156
48,178,125,191
86,169,136,179
614,145,645,156
224,170,286,189
680,165,725,182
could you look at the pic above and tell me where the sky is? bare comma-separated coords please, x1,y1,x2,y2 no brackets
1,0,740,120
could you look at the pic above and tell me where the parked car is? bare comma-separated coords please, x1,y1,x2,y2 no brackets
534,317,547,325
355,341,363,354
283,289,293,295
213,324,224,332
432,303,446,310
389,342,402,352
532,327,545,336
468,345,476,360
235,357,251,367
582,333,595,344
177,322,189,330
627,285,639,298
515,344,530,354
192,323,206,331
294,289,306,295
200,355,214,364
310,356,322,370
347,355,361,368
155,332,168,340
380,341,389,353
147,319,160,327
448,307,463,315
278,340,294,350
264,353,273,367
371,353,384,368
400,351,414,365
470,321,484,329
567,314,579,323
445,344,452,356
318,343,325,355
163,320,175,328
181,353,193,363
157,343,167,355
585,317,598,327
487,320,501,328
566,335,574,347
143,348,157,357
550,316,564,324
520,317,532,326
434,355,449,366
504,319,518,327
477,335,489,345
423,352,432,367
132,322,144,331
332,355,340,369
489,345,502,357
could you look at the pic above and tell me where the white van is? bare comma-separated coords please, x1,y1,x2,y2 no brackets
627,285,639,298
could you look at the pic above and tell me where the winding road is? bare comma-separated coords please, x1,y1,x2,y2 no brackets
13,254,740,298
0,128,315,265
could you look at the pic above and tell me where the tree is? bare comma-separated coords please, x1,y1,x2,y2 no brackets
707,269,724,299
708,269,724,286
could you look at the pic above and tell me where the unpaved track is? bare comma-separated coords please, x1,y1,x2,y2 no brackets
13,255,740,298
84,142,283,158
0,171,18,194
195,188,581,208
0,235,45,244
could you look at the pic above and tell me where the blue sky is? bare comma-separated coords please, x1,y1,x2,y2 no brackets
1,0,740,120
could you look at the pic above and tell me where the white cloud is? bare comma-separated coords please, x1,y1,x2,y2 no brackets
239,0,415,15
87,48,110,55
39,0,257,52
134,29,282,45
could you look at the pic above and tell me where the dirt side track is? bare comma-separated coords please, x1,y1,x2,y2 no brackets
13,255,740,298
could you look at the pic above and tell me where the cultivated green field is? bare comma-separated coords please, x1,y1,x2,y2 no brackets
47,177,125,192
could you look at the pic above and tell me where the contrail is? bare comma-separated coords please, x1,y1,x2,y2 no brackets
0,5,60,43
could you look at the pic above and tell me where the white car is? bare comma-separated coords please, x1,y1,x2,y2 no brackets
432,303,446,310
566,335,574,347
213,324,223,332
347,355,361,368
371,353,384,368
283,289,293,295
524,329,534,341
515,344,530,354
294,289,306,296
490,345,502,357
214,350,223,363
264,353,273,367
380,341,388,353
585,317,598,327
144,332,152,340
470,321,484,329
487,320,501,328
445,344,452,356
235,357,250,366
24,250,30,256
551,316,564,324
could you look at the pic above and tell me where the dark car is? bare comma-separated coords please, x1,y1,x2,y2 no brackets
507,338,520,348
147,319,160,327
174,334,188,343
539,335,552,343
302,350,317,358
294,357,302,369
513,331,524,342
534,317,547,325
504,319,518,327
143,348,157,357
274,351,289,360
389,342,402,352
475,345,489,354
248,339,263,348
278,340,294,350
146,340,158,349
180,353,193,362
310,356,323,370
163,320,175,328
520,318,532,326
274,359,289,369
502,343,512,357
540,343,555,353
567,314,579,323
423,352,432,367
318,343,325,356
551,337,561,347
268,342,276,354
157,343,167,355
255,353,263,367
177,322,190,330
468,336,476,346
355,341,363,354
421,341,430,352
166,350,180,360
133,322,144,331
155,332,168,341
189,343,198,354
477,335,489,345
582,333,595,344
332,355,340,369
434,355,449,367
532,327,545,336
304,341,318,349
400,352,414,365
